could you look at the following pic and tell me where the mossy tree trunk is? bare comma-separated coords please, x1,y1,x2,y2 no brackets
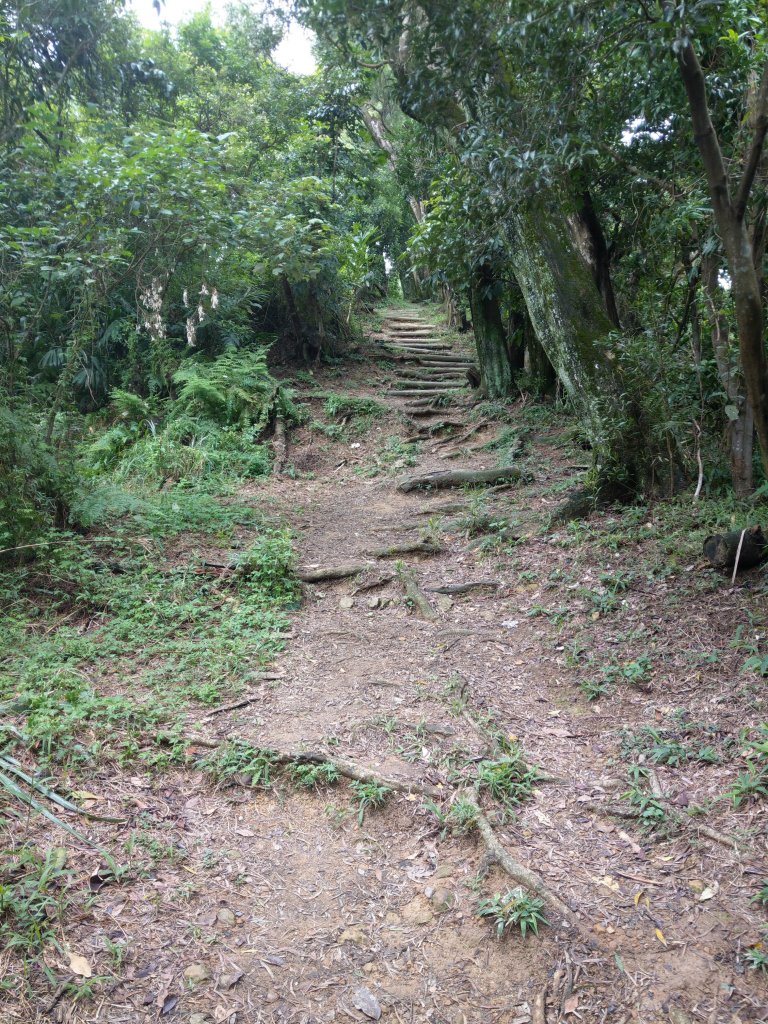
508,196,640,491
468,265,515,399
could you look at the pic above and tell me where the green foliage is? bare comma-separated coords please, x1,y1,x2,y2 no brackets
477,888,548,940
323,394,386,420
172,349,300,430
287,761,340,789
0,846,74,955
624,768,668,831
349,779,391,824
475,748,538,810
744,931,768,972
0,402,73,551
236,530,299,607
201,742,278,788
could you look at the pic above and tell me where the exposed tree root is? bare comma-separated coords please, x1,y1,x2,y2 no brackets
398,466,521,492
365,539,443,558
181,731,580,933
403,405,442,417
397,380,466,390
298,562,374,582
397,565,437,620
405,419,467,439
390,389,467,399
351,571,395,593
585,801,743,850
432,421,489,448
425,581,499,594
463,793,579,928
393,379,468,390
184,735,446,799
298,540,441,582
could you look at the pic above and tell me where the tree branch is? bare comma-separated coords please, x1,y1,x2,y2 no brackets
676,40,733,221
734,60,768,222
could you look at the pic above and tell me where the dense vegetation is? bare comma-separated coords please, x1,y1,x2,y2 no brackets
2,0,767,549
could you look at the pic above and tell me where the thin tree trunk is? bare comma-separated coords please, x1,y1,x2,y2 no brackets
701,254,754,495
677,45,768,477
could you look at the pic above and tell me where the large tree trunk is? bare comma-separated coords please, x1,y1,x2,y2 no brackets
508,196,640,490
570,190,621,329
468,266,515,398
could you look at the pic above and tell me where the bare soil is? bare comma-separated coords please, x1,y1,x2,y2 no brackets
5,307,768,1024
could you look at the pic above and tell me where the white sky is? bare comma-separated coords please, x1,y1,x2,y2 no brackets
128,0,317,75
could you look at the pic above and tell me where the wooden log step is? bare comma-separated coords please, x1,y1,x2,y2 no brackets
382,342,448,350
385,329,437,336
389,388,467,397
390,380,466,391
383,316,429,323
414,355,474,363
397,372,468,380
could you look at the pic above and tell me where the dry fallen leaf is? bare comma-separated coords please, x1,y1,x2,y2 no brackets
68,952,92,978
655,927,667,946
591,875,620,893
563,994,579,1013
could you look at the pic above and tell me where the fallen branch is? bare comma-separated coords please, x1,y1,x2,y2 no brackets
398,467,521,493
398,565,437,620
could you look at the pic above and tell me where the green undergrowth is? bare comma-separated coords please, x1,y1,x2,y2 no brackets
1,517,296,772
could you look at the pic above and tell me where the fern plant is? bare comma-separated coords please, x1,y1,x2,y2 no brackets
172,348,301,429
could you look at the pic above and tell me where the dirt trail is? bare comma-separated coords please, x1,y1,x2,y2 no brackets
33,307,768,1023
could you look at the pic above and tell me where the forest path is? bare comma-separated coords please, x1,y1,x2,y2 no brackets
167,305,766,1024
55,305,767,1024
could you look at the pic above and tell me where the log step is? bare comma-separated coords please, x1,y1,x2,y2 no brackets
390,388,467,397
382,344,453,353
390,380,467,390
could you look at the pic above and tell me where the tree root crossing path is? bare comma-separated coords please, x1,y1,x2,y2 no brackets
79,308,768,1023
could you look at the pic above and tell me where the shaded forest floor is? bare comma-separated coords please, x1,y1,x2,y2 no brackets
3,304,768,1023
